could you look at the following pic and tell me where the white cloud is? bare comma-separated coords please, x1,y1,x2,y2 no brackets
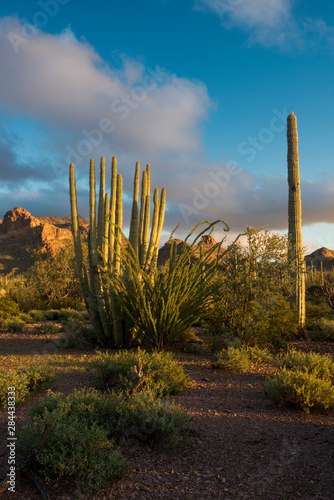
0,16,212,164
195,0,334,50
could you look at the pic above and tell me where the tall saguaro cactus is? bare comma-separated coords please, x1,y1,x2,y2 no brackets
287,112,305,329
69,156,166,348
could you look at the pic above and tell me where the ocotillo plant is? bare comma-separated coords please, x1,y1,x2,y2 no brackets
69,156,166,348
287,112,305,329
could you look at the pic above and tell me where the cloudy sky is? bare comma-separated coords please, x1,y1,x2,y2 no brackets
0,0,334,250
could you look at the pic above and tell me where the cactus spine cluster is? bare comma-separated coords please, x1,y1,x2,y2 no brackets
69,156,166,347
287,112,305,329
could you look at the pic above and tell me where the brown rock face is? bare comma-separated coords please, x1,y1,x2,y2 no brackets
200,235,217,246
0,207,73,254
305,247,334,271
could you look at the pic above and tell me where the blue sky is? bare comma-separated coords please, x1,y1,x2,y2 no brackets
0,0,334,251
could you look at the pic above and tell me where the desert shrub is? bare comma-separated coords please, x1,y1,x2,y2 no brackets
29,310,46,321
310,318,334,341
216,346,253,373
305,302,329,325
32,323,60,335
0,297,20,320
205,334,230,353
89,348,191,396
16,313,33,324
0,370,30,407
43,308,85,321
20,401,127,495
29,388,191,448
56,325,97,349
8,247,83,311
0,364,55,408
215,345,272,373
264,368,334,412
276,350,334,380
21,364,56,391
4,316,26,332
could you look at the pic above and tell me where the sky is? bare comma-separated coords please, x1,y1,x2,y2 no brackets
0,0,334,251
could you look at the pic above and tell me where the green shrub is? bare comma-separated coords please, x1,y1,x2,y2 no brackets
0,297,20,320
20,401,127,495
29,310,47,321
215,345,272,373
89,348,192,396
4,317,26,332
32,323,60,335
310,318,334,341
0,364,55,408
205,334,230,353
18,313,34,324
264,368,334,412
29,387,191,448
0,369,30,407
216,346,253,373
56,325,97,349
43,308,85,321
21,364,56,391
276,350,334,380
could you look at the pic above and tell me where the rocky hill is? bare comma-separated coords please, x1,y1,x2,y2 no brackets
305,247,334,271
0,207,88,276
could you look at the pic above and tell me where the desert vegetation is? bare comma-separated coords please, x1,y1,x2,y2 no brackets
0,115,333,498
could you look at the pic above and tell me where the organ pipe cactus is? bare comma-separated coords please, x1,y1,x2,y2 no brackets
287,112,306,330
69,156,166,347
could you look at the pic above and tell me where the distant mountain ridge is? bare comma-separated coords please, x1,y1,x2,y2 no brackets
0,207,89,275
0,207,333,275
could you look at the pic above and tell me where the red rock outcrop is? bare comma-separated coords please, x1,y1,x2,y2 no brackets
200,235,217,246
0,207,73,254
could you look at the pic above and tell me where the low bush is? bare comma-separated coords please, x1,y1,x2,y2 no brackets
216,346,253,373
29,310,47,321
20,400,127,495
4,317,26,332
309,318,334,341
18,313,34,324
57,325,97,349
20,387,190,493
43,308,86,322
0,297,20,320
29,388,191,447
89,348,192,396
0,364,55,408
215,345,272,373
32,323,60,335
264,368,334,412
276,350,334,380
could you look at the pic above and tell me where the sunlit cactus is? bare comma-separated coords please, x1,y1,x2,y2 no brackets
287,112,305,330
69,156,166,347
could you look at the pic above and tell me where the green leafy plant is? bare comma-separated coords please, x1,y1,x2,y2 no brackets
4,317,26,332
309,317,334,341
0,364,55,408
89,348,192,396
264,368,334,412
0,297,20,320
215,345,272,373
33,323,60,335
215,346,253,373
20,402,127,495
276,350,334,380
29,310,47,321
29,387,191,448
57,325,97,349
